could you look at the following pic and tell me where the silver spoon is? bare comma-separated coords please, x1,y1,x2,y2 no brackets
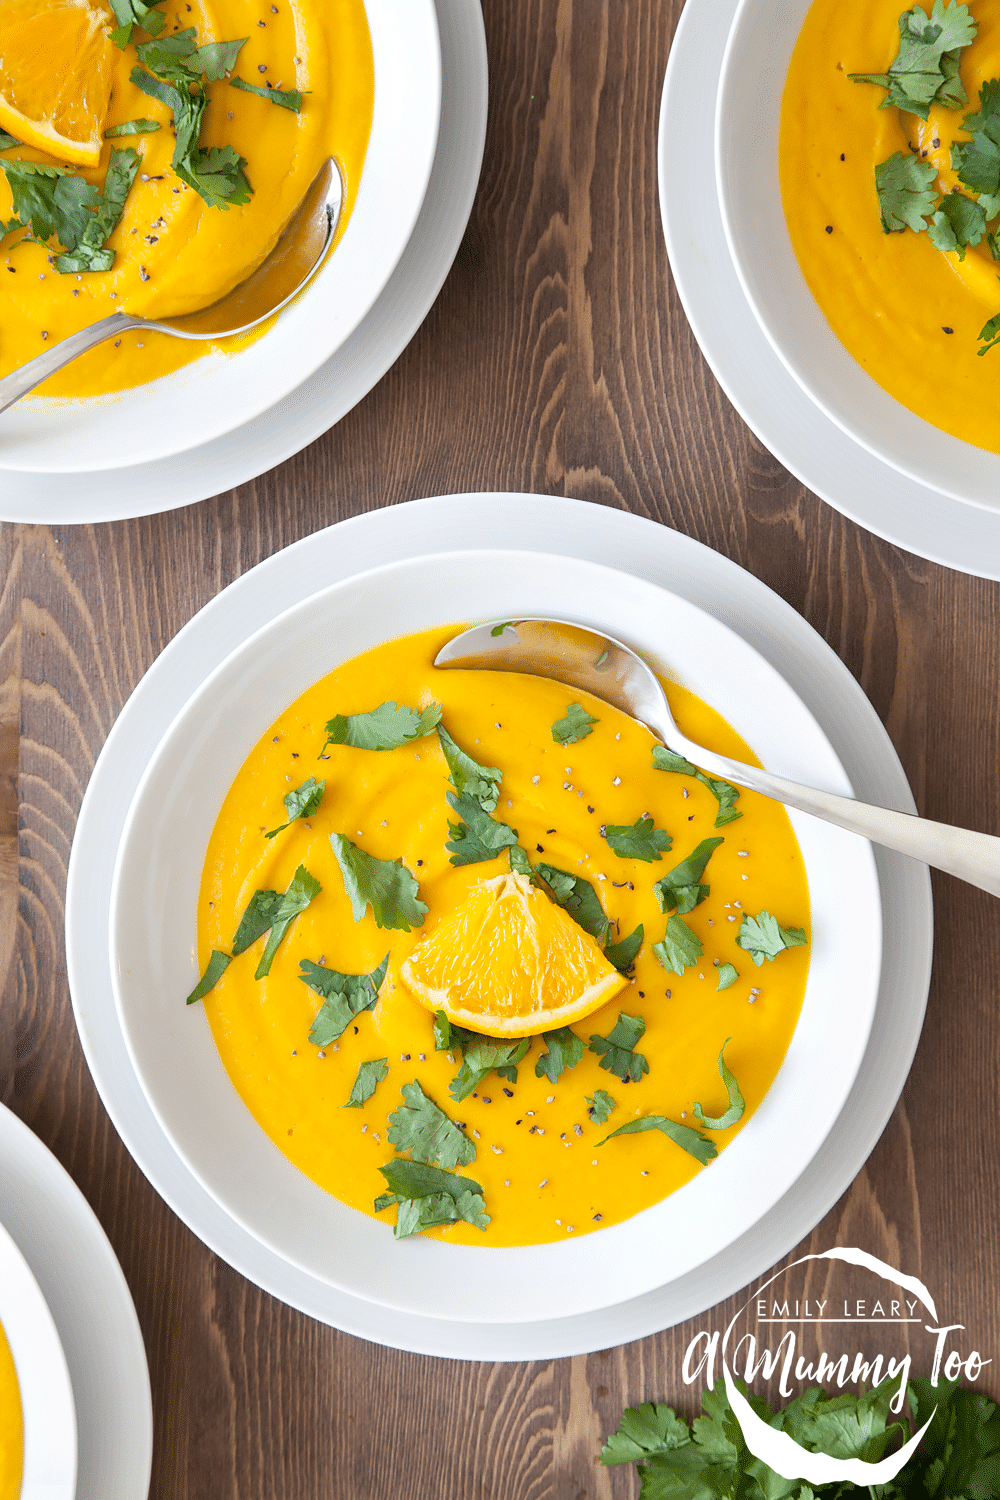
0,157,344,415
435,616,1000,899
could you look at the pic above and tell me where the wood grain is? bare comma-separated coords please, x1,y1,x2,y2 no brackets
2,1,998,1495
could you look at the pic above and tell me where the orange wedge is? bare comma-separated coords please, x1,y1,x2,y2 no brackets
399,871,628,1038
0,0,115,167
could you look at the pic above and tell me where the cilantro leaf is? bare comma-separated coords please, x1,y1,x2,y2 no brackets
534,1027,584,1084
176,143,252,210
654,837,724,914
230,76,304,111
979,308,1000,354
432,1008,453,1051
598,1113,716,1164
105,119,161,137
736,910,807,967
231,889,283,953
264,776,325,838
588,1012,649,1083
551,702,598,745
321,700,442,755
952,80,1000,208
0,161,99,251
692,1041,745,1130
651,746,742,827
849,2,979,119
130,62,252,210
508,843,534,877
605,923,643,973
135,31,247,84
107,0,165,46
386,1079,475,1168
929,190,987,258
875,150,938,232
716,962,738,991
47,148,141,273
300,952,389,1045
653,914,704,976
342,1058,389,1108
586,1088,617,1125
603,814,672,863
0,133,21,151
448,1035,530,1101
252,864,321,978
185,949,231,1005
908,1378,1000,1496
445,791,518,865
374,1159,489,1238
330,833,427,931
534,864,611,944
436,725,501,811
601,1403,692,1464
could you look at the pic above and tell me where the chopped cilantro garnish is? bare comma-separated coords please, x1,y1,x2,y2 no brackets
265,776,325,838
231,888,283,953
105,119,161,137
374,1159,489,1238
107,0,165,47
653,836,724,914
448,1034,531,1101
651,745,742,827
588,1012,648,1083
251,864,321,978
135,29,246,83
300,952,388,1045
586,1088,617,1125
436,725,501,811
602,814,672,863
1,151,140,273
444,792,519,865
342,1058,389,1109
598,1113,716,1164
229,77,304,112
551,702,598,746
330,833,427,931
736,910,807,967
534,1027,584,1084
0,133,21,152
692,1041,745,1130
386,1079,475,1168
849,2,978,119
604,923,643,973
652,914,703,976
534,864,611,945
185,948,231,1005
716,961,739,991
979,307,1000,354
508,843,534,877
929,190,988,257
321,700,442,755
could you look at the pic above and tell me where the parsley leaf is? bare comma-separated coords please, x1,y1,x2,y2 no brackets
586,1088,617,1125
185,949,231,1005
736,910,807,967
342,1058,389,1108
600,1403,692,1464
229,76,304,112
875,150,939,232
107,0,165,47
716,962,738,991
374,1159,489,1238
929,189,987,258
264,776,325,838
691,1041,745,1130
588,1012,649,1083
908,1378,1000,1495
598,1113,717,1164
653,837,724,914
651,746,742,827
534,864,611,945
849,2,978,119
386,1079,475,1169
653,914,704,976
551,702,599,745
603,814,672,862
105,119,161,137
321,700,442,755
330,833,428,931
604,923,643,973
300,951,388,1045
436,725,501,811
252,864,321,978
448,1034,531,1101
445,791,519,865
534,1027,584,1083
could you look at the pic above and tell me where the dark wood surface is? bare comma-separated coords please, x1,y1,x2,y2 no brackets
3,1,999,1495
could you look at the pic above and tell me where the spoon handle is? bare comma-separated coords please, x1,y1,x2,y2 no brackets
0,312,141,414
677,739,1000,898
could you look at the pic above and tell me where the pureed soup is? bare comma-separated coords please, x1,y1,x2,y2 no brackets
191,625,811,1248
0,0,373,398
0,1319,23,1500
780,0,1000,453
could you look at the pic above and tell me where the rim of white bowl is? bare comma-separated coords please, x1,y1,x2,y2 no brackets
0,0,441,474
715,0,1000,512
108,548,882,1325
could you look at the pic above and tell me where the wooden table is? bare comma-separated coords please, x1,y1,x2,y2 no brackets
3,2,998,1494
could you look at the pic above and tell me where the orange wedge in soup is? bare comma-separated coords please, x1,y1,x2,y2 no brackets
399,871,628,1038
0,0,115,167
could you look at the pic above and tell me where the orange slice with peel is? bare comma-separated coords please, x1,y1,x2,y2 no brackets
399,871,628,1038
0,0,115,167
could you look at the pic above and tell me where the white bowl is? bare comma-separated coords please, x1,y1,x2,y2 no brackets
0,0,441,475
0,1218,77,1500
109,549,882,1325
715,0,1000,511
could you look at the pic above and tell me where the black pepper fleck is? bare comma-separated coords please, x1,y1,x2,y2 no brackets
503,1088,513,1097
840,152,845,160
943,326,954,334
825,225,833,234
482,1096,491,1104
258,62,267,71
536,843,544,852
353,1025,359,1034
587,805,594,813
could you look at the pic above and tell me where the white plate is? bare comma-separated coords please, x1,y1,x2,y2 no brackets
0,1218,76,1500
1,0,441,473
109,549,880,1324
660,0,1000,579
0,0,485,519
0,1103,152,1498
67,492,933,1357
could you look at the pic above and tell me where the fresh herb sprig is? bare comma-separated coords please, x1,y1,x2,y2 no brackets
0,150,140,273
849,1,978,119
300,952,388,1045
